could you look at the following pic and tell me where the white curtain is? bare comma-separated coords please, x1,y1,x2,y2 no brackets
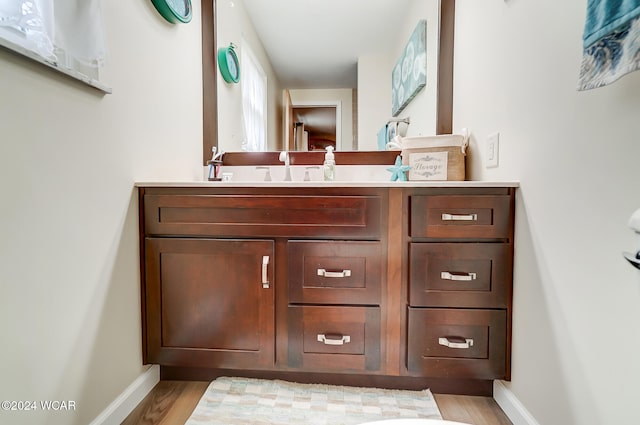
0,0,54,59
53,0,106,67
240,38,267,152
0,0,106,68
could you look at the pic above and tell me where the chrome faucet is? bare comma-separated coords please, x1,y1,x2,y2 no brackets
279,151,292,181
256,166,272,181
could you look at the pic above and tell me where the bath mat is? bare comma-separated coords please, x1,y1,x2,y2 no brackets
184,376,442,425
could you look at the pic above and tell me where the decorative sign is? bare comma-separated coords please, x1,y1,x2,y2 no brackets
392,20,427,116
408,151,448,180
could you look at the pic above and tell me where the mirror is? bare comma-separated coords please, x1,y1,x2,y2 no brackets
201,0,454,162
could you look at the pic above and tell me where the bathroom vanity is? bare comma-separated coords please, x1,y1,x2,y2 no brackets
137,182,516,395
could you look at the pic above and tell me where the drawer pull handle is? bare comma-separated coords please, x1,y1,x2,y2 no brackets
317,268,352,278
441,271,477,281
438,336,474,349
261,256,270,288
441,213,478,221
317,333,351,345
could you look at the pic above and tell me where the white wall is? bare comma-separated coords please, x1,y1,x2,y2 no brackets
358,53,393,150
217,0,282,151
454,1,640,424
357,0,440,151
0,2,203,425
393,0,439,137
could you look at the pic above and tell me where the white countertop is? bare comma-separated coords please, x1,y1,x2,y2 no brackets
135,180,519,188
135,165,519,188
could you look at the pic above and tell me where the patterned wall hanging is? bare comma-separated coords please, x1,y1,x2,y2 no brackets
392,20,427,116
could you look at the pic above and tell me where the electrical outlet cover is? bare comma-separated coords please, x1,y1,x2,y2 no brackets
486,132,499,168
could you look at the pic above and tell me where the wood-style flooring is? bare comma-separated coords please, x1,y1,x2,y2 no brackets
121,380,513,425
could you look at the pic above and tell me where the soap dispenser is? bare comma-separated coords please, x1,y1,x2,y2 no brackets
323,146,335,181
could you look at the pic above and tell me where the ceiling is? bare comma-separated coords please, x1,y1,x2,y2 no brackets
241,0,414,89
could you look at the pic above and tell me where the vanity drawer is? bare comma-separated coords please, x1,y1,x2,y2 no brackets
143,192,381,239
407,308,506,379
288,306,380,372
409,243,511,308
410,195,512,240
288,241,382,305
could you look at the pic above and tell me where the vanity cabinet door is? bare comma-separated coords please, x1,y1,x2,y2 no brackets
144,238,275,369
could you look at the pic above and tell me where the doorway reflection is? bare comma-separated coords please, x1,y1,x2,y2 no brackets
292,106,337,151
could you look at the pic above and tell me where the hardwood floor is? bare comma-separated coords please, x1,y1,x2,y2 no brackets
121,381,513,425
121,381,209,425
434,394,513,425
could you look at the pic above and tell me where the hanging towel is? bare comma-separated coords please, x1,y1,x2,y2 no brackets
578,0,640,90
583,0,640,47
377,124,389,151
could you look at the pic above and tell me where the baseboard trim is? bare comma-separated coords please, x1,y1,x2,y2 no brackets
493,380,540,425
89,364,160,425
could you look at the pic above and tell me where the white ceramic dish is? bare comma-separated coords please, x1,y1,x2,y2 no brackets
357,419,471,425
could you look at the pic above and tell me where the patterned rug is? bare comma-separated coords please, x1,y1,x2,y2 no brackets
185,376,442,425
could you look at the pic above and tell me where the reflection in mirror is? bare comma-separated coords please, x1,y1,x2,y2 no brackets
212,0,444,154
292,106,338,151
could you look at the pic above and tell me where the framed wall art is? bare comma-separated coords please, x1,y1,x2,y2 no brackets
392,20,427,116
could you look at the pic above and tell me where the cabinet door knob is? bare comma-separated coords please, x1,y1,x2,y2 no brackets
440,271,477,281
317,268,352,278
441,213,478,221
317,333,351,345
262,256,270,288
438,336,474,349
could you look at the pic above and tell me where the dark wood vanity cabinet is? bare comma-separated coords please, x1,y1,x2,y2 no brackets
138,185,515,394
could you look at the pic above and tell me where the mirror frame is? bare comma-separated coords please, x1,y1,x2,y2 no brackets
201,0,455,165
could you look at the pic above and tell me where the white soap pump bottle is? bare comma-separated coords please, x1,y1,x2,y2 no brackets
323,146,335,181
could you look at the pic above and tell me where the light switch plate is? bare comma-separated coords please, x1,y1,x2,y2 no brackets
486,132,499,168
